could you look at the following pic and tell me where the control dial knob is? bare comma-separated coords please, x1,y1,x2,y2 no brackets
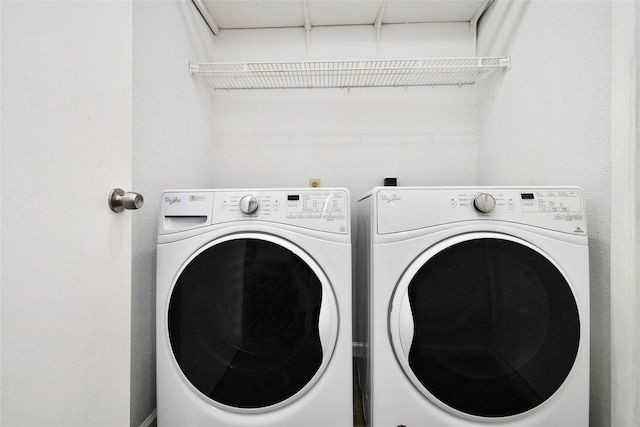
239,195,259,214
473,193,496,213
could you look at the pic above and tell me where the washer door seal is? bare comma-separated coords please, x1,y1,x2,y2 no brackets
389,232,580,420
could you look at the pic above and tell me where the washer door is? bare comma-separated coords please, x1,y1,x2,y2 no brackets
389,232,580,419
167,233,338,412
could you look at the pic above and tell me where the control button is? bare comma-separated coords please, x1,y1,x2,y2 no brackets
449,199,457,208
507,199,515,209
239,195,259,214
473,193,496,214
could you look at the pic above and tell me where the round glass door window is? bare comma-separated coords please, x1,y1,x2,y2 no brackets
167,235,338,412
389,233,580,419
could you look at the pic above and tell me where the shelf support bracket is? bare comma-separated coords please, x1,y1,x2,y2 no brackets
303,0,312,59
499,55,512,70
189,61,201,75
374,1,386,57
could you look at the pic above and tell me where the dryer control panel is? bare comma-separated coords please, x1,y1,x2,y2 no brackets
375,187,586,236
159,188,349,235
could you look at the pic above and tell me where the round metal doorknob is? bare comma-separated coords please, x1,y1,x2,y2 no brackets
109,188,144,213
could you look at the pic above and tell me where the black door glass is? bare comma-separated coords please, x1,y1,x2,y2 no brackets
168,238,323,409
407,238,580,417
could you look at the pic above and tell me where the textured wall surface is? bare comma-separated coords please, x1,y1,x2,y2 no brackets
477,2,612,425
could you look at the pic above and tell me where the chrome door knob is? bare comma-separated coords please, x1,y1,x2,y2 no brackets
109,188,144,213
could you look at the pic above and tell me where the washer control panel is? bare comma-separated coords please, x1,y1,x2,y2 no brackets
376,187,586,236
159,188,349,235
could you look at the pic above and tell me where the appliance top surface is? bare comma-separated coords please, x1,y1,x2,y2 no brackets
364,186,587,237
158,188,350,236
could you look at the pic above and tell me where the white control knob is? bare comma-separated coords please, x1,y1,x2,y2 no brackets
239,195,259,214
473,193,496,213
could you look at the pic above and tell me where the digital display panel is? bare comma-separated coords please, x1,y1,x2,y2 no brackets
287,195,300,201
521,193,535,200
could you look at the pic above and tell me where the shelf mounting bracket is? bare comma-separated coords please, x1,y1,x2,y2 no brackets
374,1,387,57
303,0,312,59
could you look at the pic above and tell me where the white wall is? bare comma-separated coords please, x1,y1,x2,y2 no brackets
610,2,640,425
204,22,479,198
1,1,132,425
132,2,219,425
476,2,611,425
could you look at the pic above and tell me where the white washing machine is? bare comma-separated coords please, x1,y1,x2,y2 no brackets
356,186,589,426
156,188,352,426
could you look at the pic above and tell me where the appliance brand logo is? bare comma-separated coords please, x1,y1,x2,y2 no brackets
380,193,401,203
164,196,181,205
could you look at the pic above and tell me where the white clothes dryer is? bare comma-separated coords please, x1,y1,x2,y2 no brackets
356,186,589,426
156,188,352,427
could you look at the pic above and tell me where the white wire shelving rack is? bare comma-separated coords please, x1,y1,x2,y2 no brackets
189,56,510,90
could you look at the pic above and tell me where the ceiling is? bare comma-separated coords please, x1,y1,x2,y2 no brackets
198,0,492,31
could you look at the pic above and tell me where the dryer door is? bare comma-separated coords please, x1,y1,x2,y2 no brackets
389,232,581,420
167,233,338,413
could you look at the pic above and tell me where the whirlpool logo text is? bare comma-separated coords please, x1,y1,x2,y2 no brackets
164,196,181,205
380,194,401,203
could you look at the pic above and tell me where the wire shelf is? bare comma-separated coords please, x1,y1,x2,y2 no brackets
189,56,510,90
